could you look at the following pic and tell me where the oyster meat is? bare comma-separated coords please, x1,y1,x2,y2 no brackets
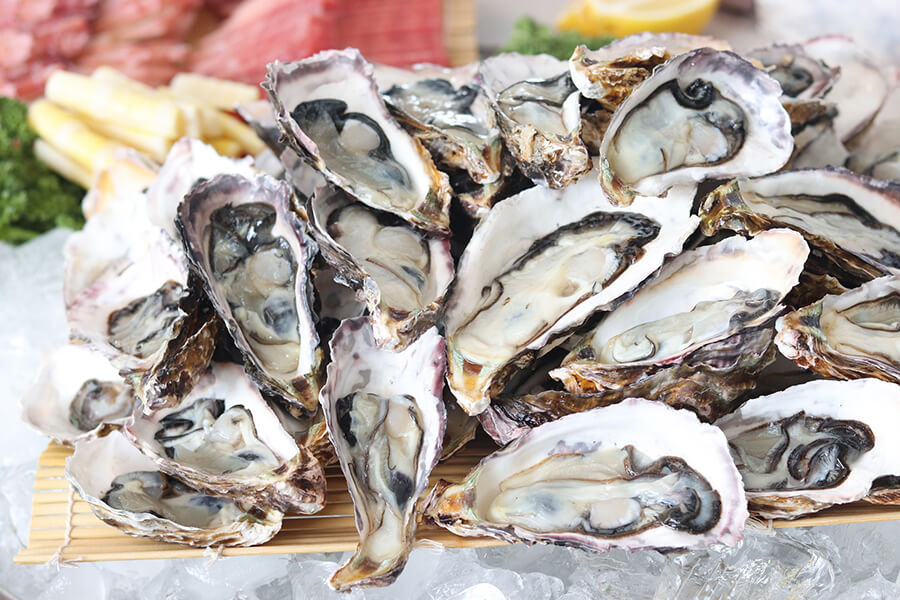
67,431,282,547
264,49,453,234
598,48,792,205
21,344,133,445
776,275,900,383
125,362,326,514
177,173,323,416
700,168,900,287
479,53,589,188
552,230,809,420
321,318,445,591
444,177,698,415
309,185,454,350
425,398,747,551
716,378,900,519
745,43,839,102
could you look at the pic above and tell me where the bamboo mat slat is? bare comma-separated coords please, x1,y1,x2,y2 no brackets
15,438,900,565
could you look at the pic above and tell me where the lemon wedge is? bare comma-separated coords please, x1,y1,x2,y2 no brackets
557,0,720,38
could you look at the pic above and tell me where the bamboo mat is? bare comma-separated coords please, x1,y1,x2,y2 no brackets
15,438,900,565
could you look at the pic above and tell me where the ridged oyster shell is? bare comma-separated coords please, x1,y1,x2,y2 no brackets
264,49,453,234
775,275,900,383
716,378,900,519
425,398,747,552
320,318,445,591
67,431,282,547
598,48,792,205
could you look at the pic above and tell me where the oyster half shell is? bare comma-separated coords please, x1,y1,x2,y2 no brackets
321,318,445,591
716,378,900,519
444,177,698,415
177,173,323,416
598,48,792,205
775,275,900,383
67,431,282,547
425,398,747,552
745,43,839,102
264,49,453,234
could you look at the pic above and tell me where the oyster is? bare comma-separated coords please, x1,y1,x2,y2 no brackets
775,275,900,383
745,43,839,101
716,378,900,519
783,100,848,170
479,53,589,188
309,185,454,350
264,49,453,234
125,362,326,514
67,431,282,546
598,48,792,205
321,318,445,590
803,35,890,142
846,82,900,181
177,173,323,416
425,398,747,551
21,344,133,445
570,33,731,110
700,168,900,287
552,230,809,420
444,177,698,415
312,264,367,341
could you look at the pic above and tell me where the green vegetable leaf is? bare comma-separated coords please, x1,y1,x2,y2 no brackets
0,97,85,245
500,17,615,61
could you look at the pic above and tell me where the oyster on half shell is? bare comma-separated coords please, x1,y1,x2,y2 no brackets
177,173,323,416
321,318,445,591
552,230,809,420
309,185,454,350
745,43,839,102
716,378,900,519
776,275,900,383
425,398,747,552
264,49,453,234
598,48,792,205
67,431,282,547
444,177,698,415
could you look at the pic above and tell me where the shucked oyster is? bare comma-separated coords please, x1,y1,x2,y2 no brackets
425,398,747,552
67,431,282,547
479,53,590,188
598,48,792,205
552,230,809,420
776,275,900,383
782,100,848,170
177,173,323,416
569,33,731,111
264,49,453,234
444,177,698,415
716,378,900,519
21,344,133,445
700,168,900,288
125,362,326,514
745,43,839,102
321,318,445,591
309,185,454,350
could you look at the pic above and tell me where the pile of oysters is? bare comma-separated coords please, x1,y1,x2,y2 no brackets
21,32,900,591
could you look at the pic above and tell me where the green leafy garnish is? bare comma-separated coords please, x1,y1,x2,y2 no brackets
1,97,85,244
500,17,615,60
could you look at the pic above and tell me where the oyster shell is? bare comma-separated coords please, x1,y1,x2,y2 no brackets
783,100,848,170
479,53,589,188
264,49,453,234
125,362,326,514
177,173,323,416
444,177,698,415
699,168,900,287
425,398,747,551
775,275,900,383
846,82,900,181
552,230,809,420
309,185,454,350
67,431,282,547
598,48,792,205
441,389,479,459
569,33,731,110
321,318,445,591
21,344,134,445
745,43,839,101
716,378,900,519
